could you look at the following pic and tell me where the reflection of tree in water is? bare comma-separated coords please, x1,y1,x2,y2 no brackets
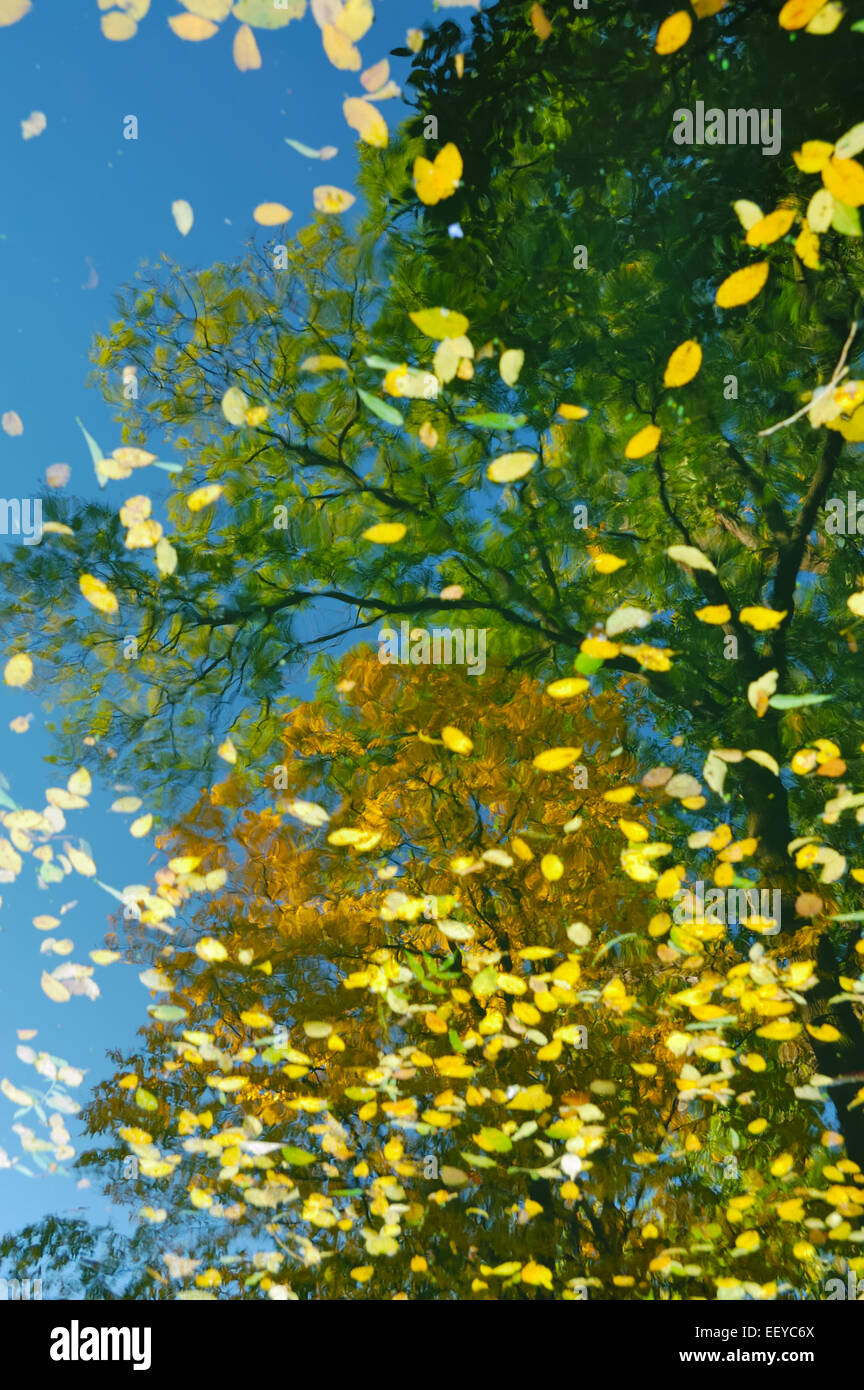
3,0,864,1301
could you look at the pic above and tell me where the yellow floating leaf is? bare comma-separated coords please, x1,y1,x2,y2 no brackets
733,199,764,231
715,261,769,308
521,1259,553,1289
167,13,218,40
322,22,361,69
593,553,627,574
541,853,563,881
807,1,844,33
4,653,32,686
745,206,797,246
739,606,787,631
68,767,91,796
362,522,406,544
756,1020,802,1040
530,3,551,39
410,307,469,339
181,0,232,16
546,677,589,699
361,59,388,91
794,224,821,269
618,819,649,842
67,846,96,876
240,1009,273,1028
776,1198,805,1222
188,485,224,512
313,185,356,214
624,424,661,459
336,0,373,42
413,143,462,206
581,636,620,658
300,355,348,372
125,520,163,550
441,726,473,755
663,340,702,388
794,140,834,174
655,10,692,53
499,348,524,386
41,972,70,1003
253,203,292,226
735,1229,760,1252
196,936,228,962
233,22,261,70
217,737,237,764
506,1084,553,1111
533,746,582,772
139,1159,175,1179
667,544,717,574
695,604,731,624
486,451,536,484
79,573,118,615
102,12,137,40
343,97,388,148
130,813,153,837
778,0,828,26
557,403,589,420
823,155,864,209
0,0,31,27
807,1023,841,1042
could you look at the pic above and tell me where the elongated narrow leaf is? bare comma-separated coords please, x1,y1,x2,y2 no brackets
767,693,833,709
357,388,403,426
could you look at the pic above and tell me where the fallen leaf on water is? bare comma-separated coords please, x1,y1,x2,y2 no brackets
499,349,524,386
362,522,406,544
79,574,119,615
285,138,338,159
739,605,787,631
655,10,692,54
323,23,360,69
715,262,769,309
253,202,292,225
4,654,32,687
663,340,702,388
217,737,237,764
414,143,462,205
171,199,194,236
167,13,218,40
313,186,356,213
188,485,224,512
102,11,137,40
486,452,536,484
20,110,45,139
361,58,388,90
41,972,71,1003
624,424,660,458
234,23,262,71
343,97,388,147
0,0,32,27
